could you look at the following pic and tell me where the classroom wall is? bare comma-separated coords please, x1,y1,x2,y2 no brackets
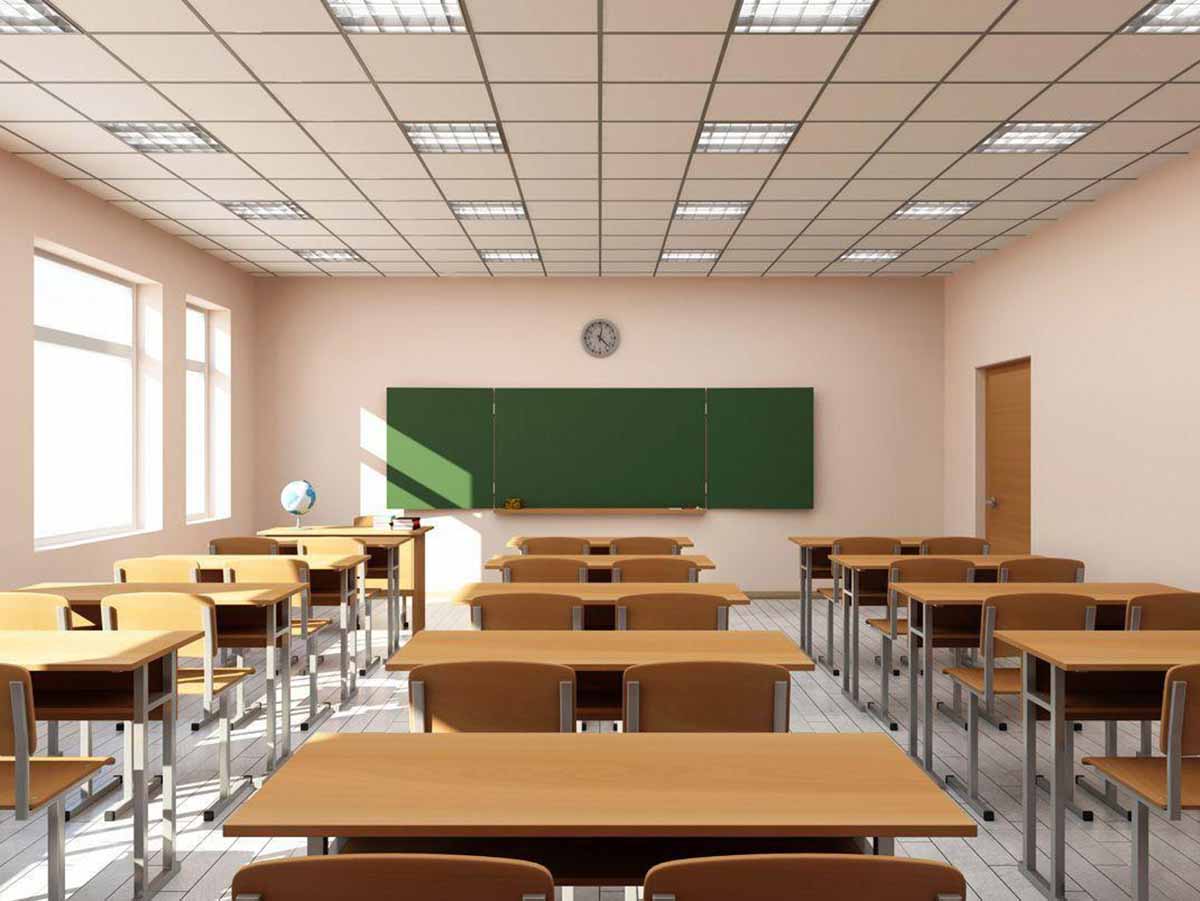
0,150,259,586
944,152,1200,587
253,276,946,592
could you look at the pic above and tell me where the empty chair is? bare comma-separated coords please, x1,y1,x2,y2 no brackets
209,536,279,555
352,515,413,629
297,536,382,672
502,556,586,583
470,593,582,630
615,593,730,630
998,557,1084,583
1127,592,1200,630
612,557,697,583
0,591,73,631
351,515,374,527
610,537,681,555
623,661,790,732
817,537,901,677
518,536,591,555
643,854,966,901
114,557,199,583
1083,663,1200,901
0,664,114,901
408,661,575,733
102,592,255,821
920,537,989,555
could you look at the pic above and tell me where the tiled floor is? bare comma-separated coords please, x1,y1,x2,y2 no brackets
1,596,1197,901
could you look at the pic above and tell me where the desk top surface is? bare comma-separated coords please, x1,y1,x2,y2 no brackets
485,554,714,571
452,582,750,605
258,526,426,544
890,582,1182,607
21,581,305,607
386,629,812,672
0,629,201,671
157,553,368,572
505,535,695,549
995,630,1200,671
789,536,927,548
830,554,1037,570
224,732,976,839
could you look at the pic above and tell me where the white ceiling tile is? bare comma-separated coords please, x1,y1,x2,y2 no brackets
1113,154,1185,178
679,178,762,200
967,200,1055,219
156,83,289,120
1066,121,1194,153
0,129,44,152
605,35,723,81
837,179,928,200
191,178,286,200
513,153,598,179
1028,153,1140,179
300,201,381,219
97,35,251,81
758,180,845,200
422,154,514,178
747,200,824,218
468,0,597,31
601,218,668,233
46,83,184,121
835,35,976,82
1119,84,1200,120
883,121,995,153
670,220,739,236
865,0,1012,31
54,0,205,30
350,35,482,81
204,122,319,152
225,34,365,81
479,34,596,81
492,84,597,121
186,218,266,236
857,153,958,179
997,0,1154,31
379,82,493,120
69,179,126,201
685,154,776,178
0,84,84,121
1064,35,1200,82
4,121,131,153
380,200,455,218
334,153,428,178
790,122,894,153
16,153,87,178
145,152,261,178
239,153,345,178
56,153,167,178
0,35,138,82
809,83,930,122
603,153,688,178
913,83,1044,122
602,122,696,152
1015,83,1155,122
915,179,1010,199
499,121,597,152
107,178,208,201
602,178,678,200
706,83,822,119
362,180,444,201
272,179,361,200
272,83,391,121
148,199,237,219
719,35,849,81
992,179,1093,202
305,122,410,153
536,226,600,240
774,153,868,178
256,219,334,236
605,0,734,31
939,154,1045,179
1160,127,1200,152
602,83,708,121
188,0,338,33
460,220,534,237
949,35,1104,82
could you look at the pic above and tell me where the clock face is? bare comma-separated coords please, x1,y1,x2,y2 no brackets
581,318,620,358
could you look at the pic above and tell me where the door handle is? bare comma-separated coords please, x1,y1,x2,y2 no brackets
985,496,999,509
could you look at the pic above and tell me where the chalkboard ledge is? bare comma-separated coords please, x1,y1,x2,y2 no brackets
494,507,707,516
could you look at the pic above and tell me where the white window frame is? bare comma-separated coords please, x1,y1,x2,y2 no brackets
186,303,213,523
34,251,141,548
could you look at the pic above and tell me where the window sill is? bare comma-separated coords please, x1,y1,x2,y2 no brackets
35,526,158,553
187,514,231,527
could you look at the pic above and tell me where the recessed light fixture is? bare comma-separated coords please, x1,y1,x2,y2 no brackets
403,122,504,153
891,200,977,220
674,201,751,221
661,250,721,262
99,121,227,153
450,201,527,220
480,249,539,262
0,0,76,33
223,200,311,220
974,122,1098,154
734,0,875,33
696,122,798,153
324,0,466,32
840,249,901,262
296,249,364,263
1125,0,1200,32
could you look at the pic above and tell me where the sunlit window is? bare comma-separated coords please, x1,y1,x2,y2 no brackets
186,304,209,520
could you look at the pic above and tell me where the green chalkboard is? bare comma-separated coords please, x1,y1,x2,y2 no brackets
707,387,814,509
494,388,705,508
386,388,493,509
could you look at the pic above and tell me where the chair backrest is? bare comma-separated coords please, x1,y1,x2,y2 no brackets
623,661,789,733
985,592,1097,658
209,536,279,555
998,557,1084,583
114,557,199,584
888,557,976,585
519,537,591,555
1161,663,1200,757
831,536,902,555
0,592,72,630
616,593,729,630
612,557,697,583
297,536,368,557
920,536,989,555
1127,593,1200,631
502,557,586,583
643,854,966,901
0,663,36,757
225,556,311,585
352,515,374,527
102,592,215,659
610,537,681,555
408,661,575,733
471,593,580,630
231,854,555,901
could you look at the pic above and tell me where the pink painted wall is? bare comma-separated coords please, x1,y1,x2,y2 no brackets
944,153,1200,587
0,150,258,585
253,276,946,591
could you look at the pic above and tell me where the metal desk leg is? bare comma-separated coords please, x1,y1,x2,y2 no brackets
359,560,381,676
1021,652,1043,891
412,531,426,634
922,604,935,773
132,665,149,899
840,567,852,695
1132,800,1150,901
386,546,397,655
799,547,810,654
160,651,177,878
1075,720,1132,820
849,567,862,703
816,561,839,677
908,601,920,760
1050,663,1068,900
264,602,278,772
338,569,355,708
280,606,292,760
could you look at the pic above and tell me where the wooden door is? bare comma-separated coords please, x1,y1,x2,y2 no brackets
984,359,1031,554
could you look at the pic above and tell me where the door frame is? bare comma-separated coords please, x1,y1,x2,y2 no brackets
974,356,1031,540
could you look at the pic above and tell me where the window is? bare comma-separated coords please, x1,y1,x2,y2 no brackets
185,305,209,520
186,299,232,524
34,254,138,545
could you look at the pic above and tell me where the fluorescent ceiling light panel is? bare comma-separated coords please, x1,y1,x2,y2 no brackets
325,0,465,32
480,250,539,262
974,122,1098,153
1125,0,1200,32
99,121,227,153
696,122,797,153
891,200,977,220
0,0,76,33
674,201,751,221
296,249,363,263
450,201,527,220
735,0,874,33
840,249,901,262
223,200,311,220
661,250,721,262
403,122,505,153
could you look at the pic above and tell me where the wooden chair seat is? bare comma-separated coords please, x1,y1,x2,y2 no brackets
177,667,254,697
865,617,907,636
1080,756,1200,810
815,588,837,603
0,757,112,811
292,617,334,637
942,666,1021,696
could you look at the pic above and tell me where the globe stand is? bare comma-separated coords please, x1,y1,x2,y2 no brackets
295,515,303,528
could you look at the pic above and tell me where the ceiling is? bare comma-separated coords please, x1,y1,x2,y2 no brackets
2,0,1199,278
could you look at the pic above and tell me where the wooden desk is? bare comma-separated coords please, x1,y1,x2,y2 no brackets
0,630,197,899
485,553,715,583
996,631,1200,900
453,582,750,617
258,525,426,641
505,535,694,553
225,732,974,878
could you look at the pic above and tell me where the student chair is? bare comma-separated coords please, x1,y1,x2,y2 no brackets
611,557,697,583
470,593,582,630
518,536,591,555
101,592,255,821
642,854,966,901
352,516,413,630
0,664,114,901
232,854,554,901
865,557,975,731
819,537,901,678
998,557,1085,583
407,661,575,733
114,557,200,583
615,593,730,630
610,537,681,555
942,593,1100,821
622,661,790,732
1083,663,1200,901
502,557,587,583
297,536,383,674
209,536,279,555
919,537,990,555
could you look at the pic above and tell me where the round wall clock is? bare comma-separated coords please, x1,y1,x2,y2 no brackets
581,318,620,358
